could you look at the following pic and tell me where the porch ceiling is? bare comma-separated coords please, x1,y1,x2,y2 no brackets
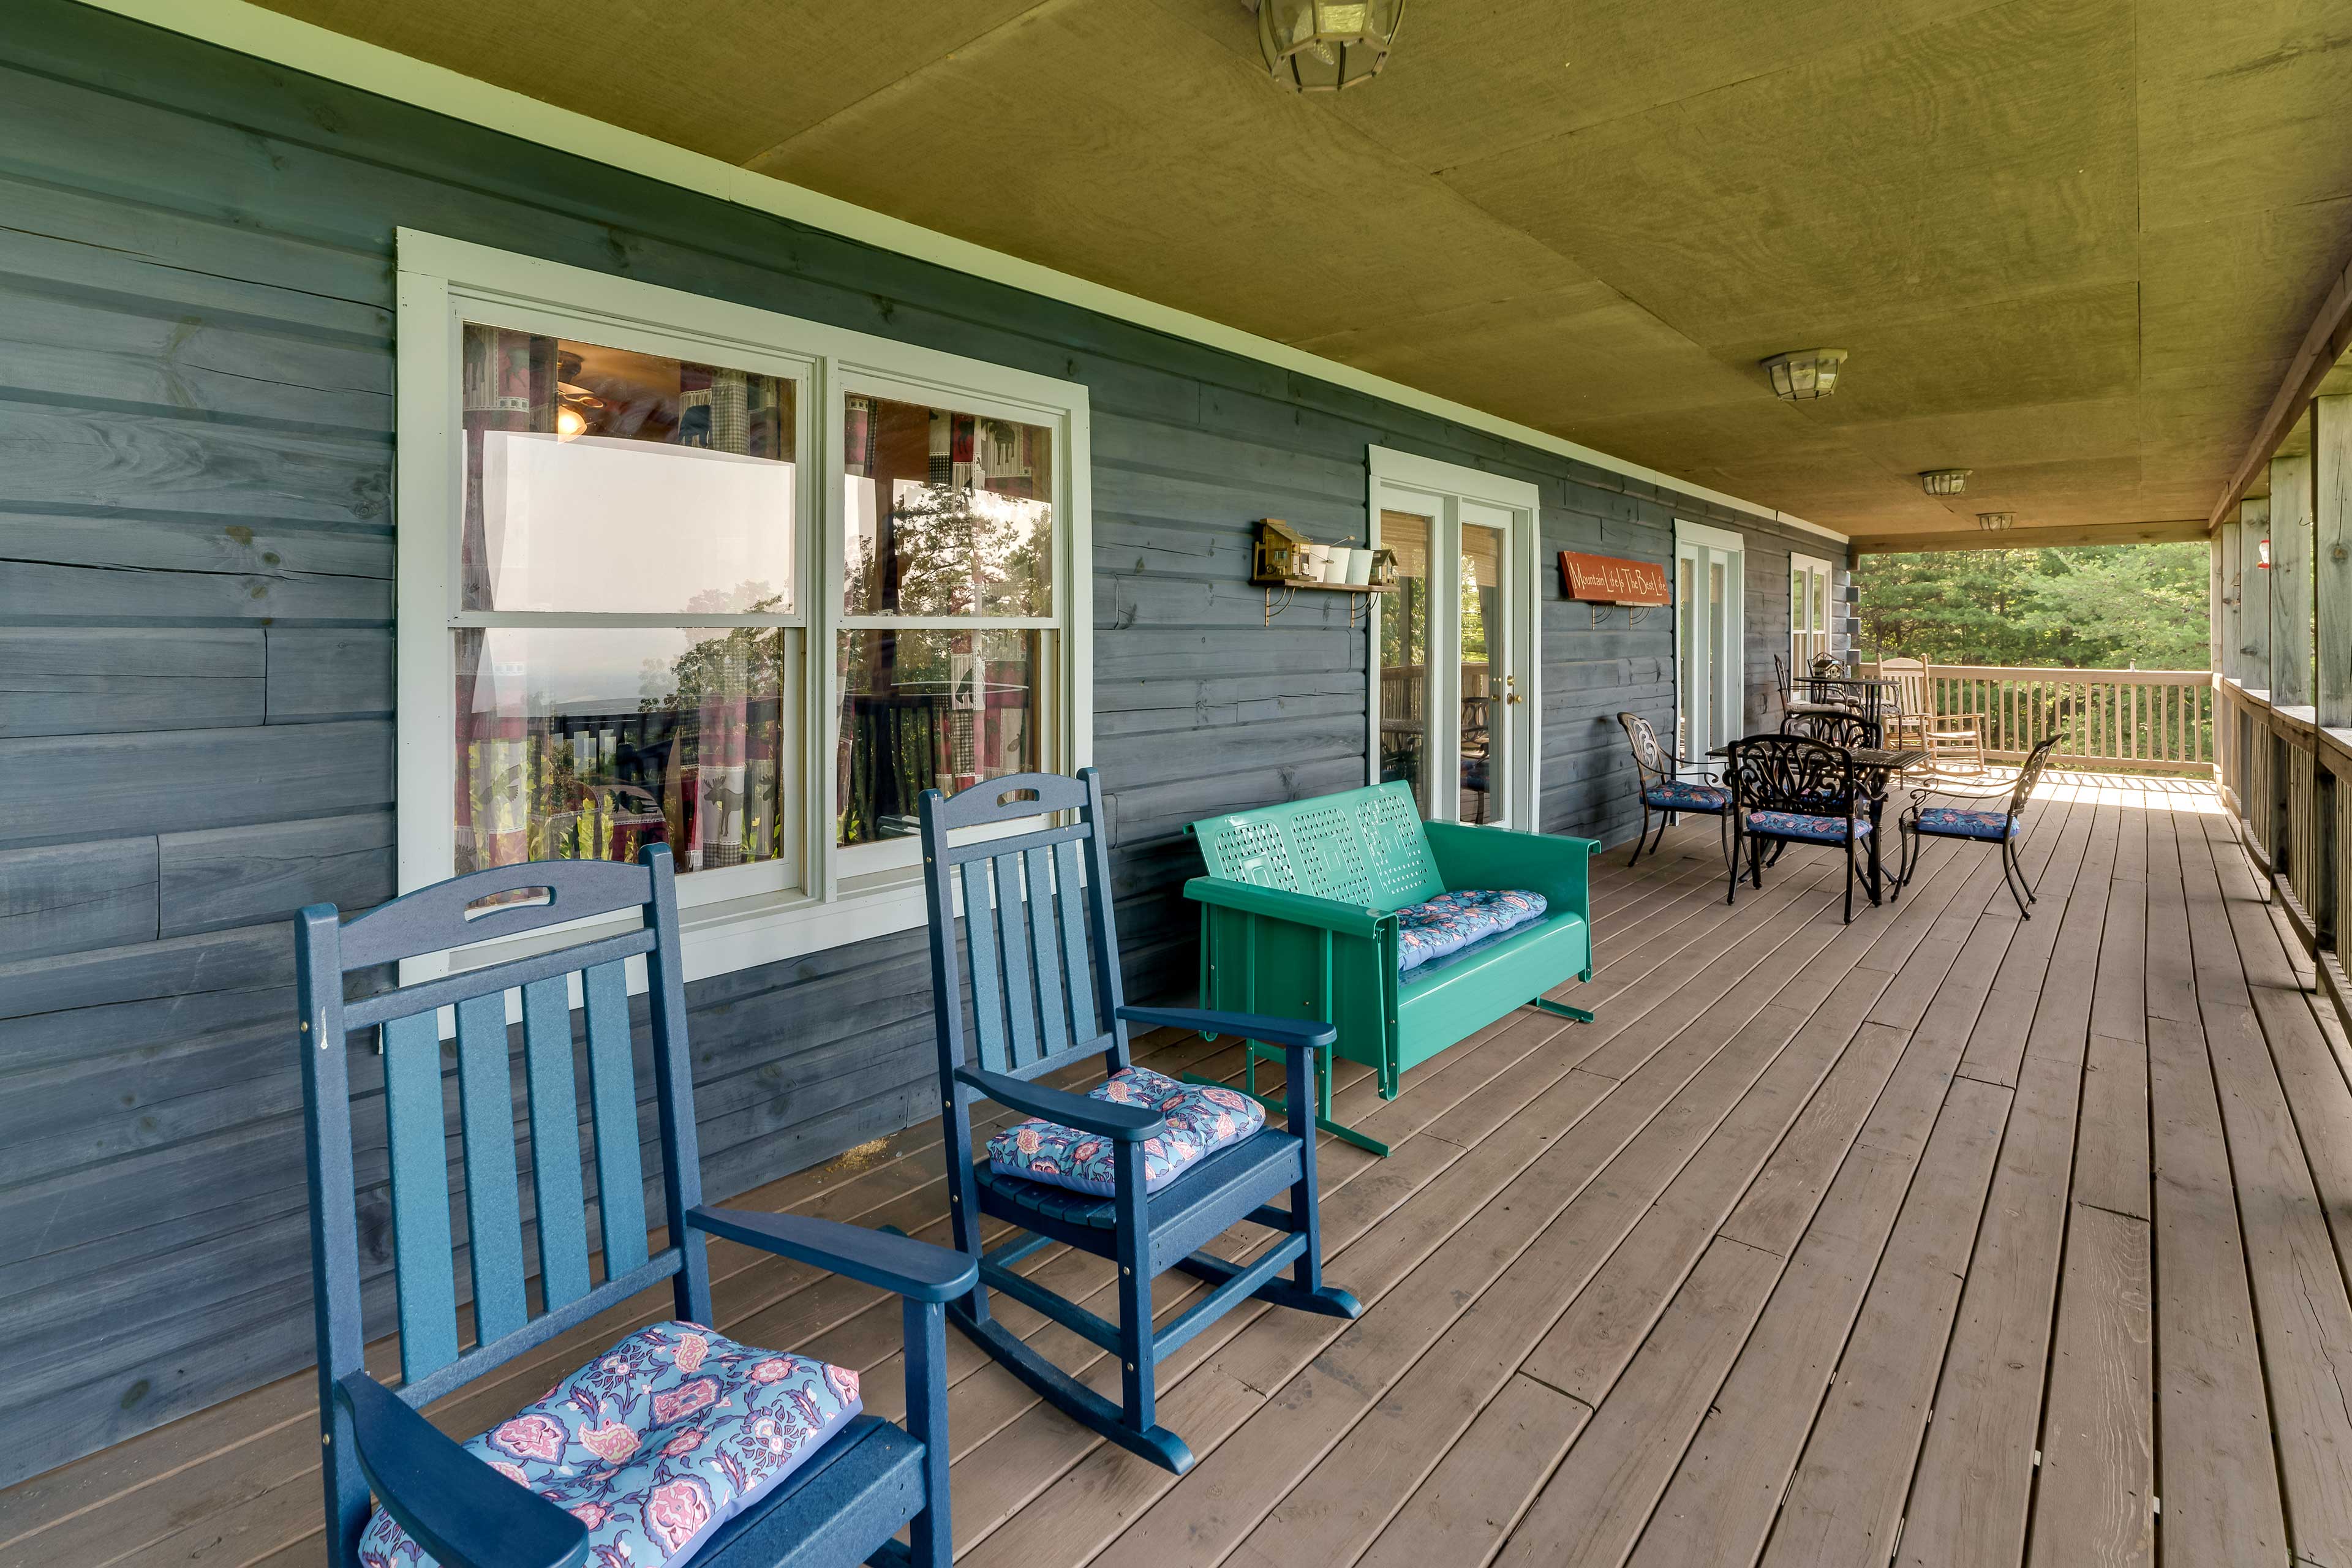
251,0,2352,541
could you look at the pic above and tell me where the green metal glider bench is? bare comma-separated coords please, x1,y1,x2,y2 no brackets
1183,781,1598,1155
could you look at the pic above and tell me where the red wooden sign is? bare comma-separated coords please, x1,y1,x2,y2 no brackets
1559,551,1671,605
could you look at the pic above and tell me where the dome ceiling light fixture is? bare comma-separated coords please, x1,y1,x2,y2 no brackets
1977,512,2016,532
1920,469,1971,496
1760,349,1848,401
1246,0,1404,91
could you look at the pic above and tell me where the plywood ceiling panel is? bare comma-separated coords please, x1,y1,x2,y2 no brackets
249,0,2352,540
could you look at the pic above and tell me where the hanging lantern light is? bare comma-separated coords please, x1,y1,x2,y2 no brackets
1977,511,2015,532
1255,0,1404,91
1920,469,1970,497
1760,349,1849,401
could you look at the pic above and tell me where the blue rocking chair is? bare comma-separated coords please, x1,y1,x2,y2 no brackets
918,769,1362,1475
295,845,974,1568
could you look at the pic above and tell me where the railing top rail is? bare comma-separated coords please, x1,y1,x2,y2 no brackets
1861,664,2212,682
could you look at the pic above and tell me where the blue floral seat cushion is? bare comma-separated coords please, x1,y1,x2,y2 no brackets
1913,806,2019,842
1746,809,1870,845
987,1066,1264,1196
1645,780,1730,812
1395,888,1550,975
357,1321,861,1568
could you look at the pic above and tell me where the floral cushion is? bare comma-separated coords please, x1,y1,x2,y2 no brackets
357,1322,860,1568
1913,807,2019,842
1395,888,1550,974
1746,810,1870,844
987,1066,1264,1196
1645,780,1729,812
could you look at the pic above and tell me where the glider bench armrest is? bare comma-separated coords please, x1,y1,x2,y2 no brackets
687,1208,978,1303
1180,877,1390,940
1423,821,1598,918
952,1065,1166,1143
1117,1004,1335,1052
334,1372,588,1568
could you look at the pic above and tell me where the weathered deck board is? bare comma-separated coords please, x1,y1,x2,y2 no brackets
17,775,2352,1568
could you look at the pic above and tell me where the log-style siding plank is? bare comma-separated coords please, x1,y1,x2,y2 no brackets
157,811,395,937
0,627,265,737
0,836,157,961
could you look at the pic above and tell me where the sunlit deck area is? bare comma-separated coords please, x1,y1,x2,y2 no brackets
11,768,2347,1567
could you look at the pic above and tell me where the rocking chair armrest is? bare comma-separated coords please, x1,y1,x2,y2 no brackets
953,1065,1166,1142
686,1207,978,1303
333,1373,587,1568
1181,876,1389,940
1115,1004,1336,1052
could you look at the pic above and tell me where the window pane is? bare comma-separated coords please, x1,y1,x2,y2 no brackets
455,626,793,877
1458,524,1503,826
843,394,1052,618
461,325,796,613
836,629,1044,846
1379,511,1432,814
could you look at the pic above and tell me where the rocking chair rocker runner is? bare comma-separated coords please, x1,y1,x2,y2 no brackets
296,845,973,1568
918,769,1361,1476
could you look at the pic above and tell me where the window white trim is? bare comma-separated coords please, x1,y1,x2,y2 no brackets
394,230,1091,984
1674,520,1747,763
86,0,1845,549
1363,448,1543,828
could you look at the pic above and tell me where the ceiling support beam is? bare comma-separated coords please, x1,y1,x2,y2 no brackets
2243,496,2272,693
1849,519,2209,556
2318,395,2352,729
2211,251,2352,529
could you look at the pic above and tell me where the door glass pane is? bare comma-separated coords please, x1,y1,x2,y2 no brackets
454,626,792,877
461,325,796,614
1380,511,1433,813
1457,524,1503,824
843,394,1053,618
1709,560,1730,746
835,629,1043,846
1678,554,1699,758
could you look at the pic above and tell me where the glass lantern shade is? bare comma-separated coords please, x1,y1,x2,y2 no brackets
1977,512,2015,532
1259,0,1404,91
1920,469,1970,496
1760,349,1848,401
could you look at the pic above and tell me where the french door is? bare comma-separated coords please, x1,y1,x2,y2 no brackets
1368,450,1540,829
1675,522,1746,770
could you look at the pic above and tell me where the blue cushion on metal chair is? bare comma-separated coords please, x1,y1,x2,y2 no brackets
1746,809,1871,845
1643,780,1729,812
1913,807,2018,842
1395,888,1550,974
356,1322,861,1568
987,1067,1265,1196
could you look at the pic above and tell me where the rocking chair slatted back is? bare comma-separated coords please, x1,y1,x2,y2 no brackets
921,770,1126,1085
298,848,710,1558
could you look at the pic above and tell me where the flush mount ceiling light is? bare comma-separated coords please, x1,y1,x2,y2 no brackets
1246,0,1404,91
1977,512,2015,532
1920,469,1971,496
1760,349,1848,401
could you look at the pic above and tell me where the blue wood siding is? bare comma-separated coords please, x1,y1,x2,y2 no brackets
0,0,1839,1484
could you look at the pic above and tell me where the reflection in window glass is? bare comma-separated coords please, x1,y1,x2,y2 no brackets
1379,512,1432,814
843,394,1052,618
461,325,796,613
835,630,1041,845
454,626,793,877
1458,525,1503,825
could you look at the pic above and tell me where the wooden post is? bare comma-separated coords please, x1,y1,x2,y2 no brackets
2220,518,2242,685
2272,451,2314,708
2244,496,2271,692
2317,393,2352,729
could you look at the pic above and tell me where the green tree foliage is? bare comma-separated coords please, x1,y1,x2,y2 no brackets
1853,542,2210,671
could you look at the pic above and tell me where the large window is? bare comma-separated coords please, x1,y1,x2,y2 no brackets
1791,552,1835,671
398,233,1090,982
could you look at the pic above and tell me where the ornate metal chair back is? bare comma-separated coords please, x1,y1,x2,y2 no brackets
1724,734,1858,819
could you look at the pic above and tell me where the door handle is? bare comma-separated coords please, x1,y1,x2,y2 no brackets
1505,676,1522,706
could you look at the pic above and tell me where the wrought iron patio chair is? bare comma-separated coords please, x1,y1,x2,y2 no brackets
1896,731,2065,916
1774,651,1859,724
1724,733,1873,923
1618,710,1732,867
918,768,1361,1476
1778,707,1882,749
295,845,972,1568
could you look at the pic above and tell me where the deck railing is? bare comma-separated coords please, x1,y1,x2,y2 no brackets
1864,664,2215,775
2218,677,2352,1040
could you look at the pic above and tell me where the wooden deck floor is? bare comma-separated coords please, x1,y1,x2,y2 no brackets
14,770,2352,1568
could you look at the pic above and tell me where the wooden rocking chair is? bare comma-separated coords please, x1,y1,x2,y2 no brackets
918,769,1362,1475
295,845,973,1568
